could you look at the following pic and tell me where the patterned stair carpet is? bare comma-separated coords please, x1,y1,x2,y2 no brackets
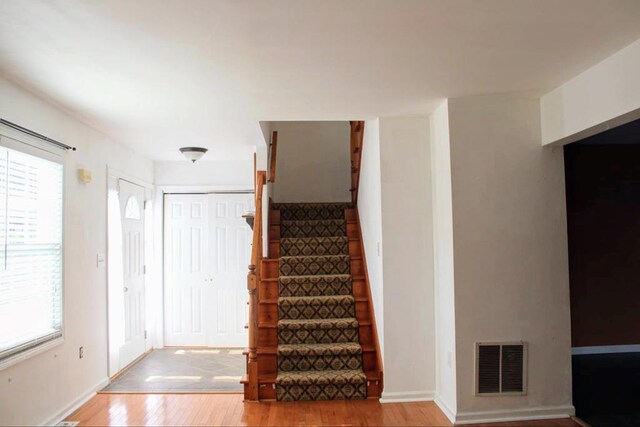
272,203,367,401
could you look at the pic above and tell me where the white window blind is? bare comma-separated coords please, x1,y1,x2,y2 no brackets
0,143,63,362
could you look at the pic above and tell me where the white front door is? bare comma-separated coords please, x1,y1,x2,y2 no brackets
118,180,146,369
207,193,253,347
164,193,252,347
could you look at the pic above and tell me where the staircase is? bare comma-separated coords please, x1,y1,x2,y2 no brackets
242,123,381,401
273,202,366,400
244,201,383,401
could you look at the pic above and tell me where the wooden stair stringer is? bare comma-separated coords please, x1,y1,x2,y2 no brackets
345,206,384,398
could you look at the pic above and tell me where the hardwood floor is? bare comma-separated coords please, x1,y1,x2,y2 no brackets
66,394,580,426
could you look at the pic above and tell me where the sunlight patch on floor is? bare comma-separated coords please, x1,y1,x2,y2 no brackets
145,375,202,382
174,349,222,355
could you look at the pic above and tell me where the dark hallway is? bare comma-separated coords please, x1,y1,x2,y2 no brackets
564,118,640,427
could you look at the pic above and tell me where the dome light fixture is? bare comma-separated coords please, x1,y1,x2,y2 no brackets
179,146,208,163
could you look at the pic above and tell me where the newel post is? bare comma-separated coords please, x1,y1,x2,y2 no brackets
246,264,259,400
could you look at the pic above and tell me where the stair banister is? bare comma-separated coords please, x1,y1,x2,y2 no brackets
350,121,365,204
268,131,278,183
246,170,266,401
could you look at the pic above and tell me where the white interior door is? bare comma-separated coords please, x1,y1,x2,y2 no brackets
164,193,252,347
207,193,253,347
164,194,208,346
118,180,146,369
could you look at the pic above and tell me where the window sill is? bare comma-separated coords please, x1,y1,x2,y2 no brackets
0,336,65,372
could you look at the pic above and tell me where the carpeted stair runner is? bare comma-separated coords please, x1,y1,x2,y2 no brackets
279,275,352,297
280,219,346,238
273,203,366,401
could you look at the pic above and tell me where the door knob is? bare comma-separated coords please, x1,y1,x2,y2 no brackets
124,287,129,292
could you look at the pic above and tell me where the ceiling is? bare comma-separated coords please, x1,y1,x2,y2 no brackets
1,0,640,160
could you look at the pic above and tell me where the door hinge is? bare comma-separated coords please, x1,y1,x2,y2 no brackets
143,265,146,274
144,330,147,339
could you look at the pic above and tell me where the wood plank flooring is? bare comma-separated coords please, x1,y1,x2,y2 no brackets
66,393,580,426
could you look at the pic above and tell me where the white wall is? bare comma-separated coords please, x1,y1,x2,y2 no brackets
378,116,435,402
356,119,384,357
447,94,573,423
0,77,154,426
541,39,640,145
271,121,350,203
155,160,253,188
259,121,272,147
429,100,457,422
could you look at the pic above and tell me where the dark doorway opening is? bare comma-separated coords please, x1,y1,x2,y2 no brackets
564,118,640,427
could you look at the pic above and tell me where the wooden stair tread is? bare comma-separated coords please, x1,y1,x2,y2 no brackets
270,237,359,243
243,347,278,355
253,345,374,355
258,322,277,328
255,372,378,383
365,370,382,381
259,374,276,383
262,275,365,282
261,297,367,304
242,374,281,385
261,321,370,328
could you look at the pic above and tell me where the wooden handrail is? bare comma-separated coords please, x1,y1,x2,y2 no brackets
268,131,278,183
246,170,266,401
350,121,365,204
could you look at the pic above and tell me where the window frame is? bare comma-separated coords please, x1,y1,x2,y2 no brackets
0,125,66,371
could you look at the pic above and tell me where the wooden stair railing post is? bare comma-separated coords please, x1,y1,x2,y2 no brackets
245,170,266,401
246,265,259,400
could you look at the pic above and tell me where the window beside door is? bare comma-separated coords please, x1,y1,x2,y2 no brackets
0,143,64,368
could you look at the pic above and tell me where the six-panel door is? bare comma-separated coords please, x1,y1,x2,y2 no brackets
164,193,252,347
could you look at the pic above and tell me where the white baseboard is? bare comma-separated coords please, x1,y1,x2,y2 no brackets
434,396,456,424
380,390,435,403
43,377,109,426
454,405,575,425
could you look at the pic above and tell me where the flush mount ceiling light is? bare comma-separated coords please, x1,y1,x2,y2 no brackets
179,147,208,163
